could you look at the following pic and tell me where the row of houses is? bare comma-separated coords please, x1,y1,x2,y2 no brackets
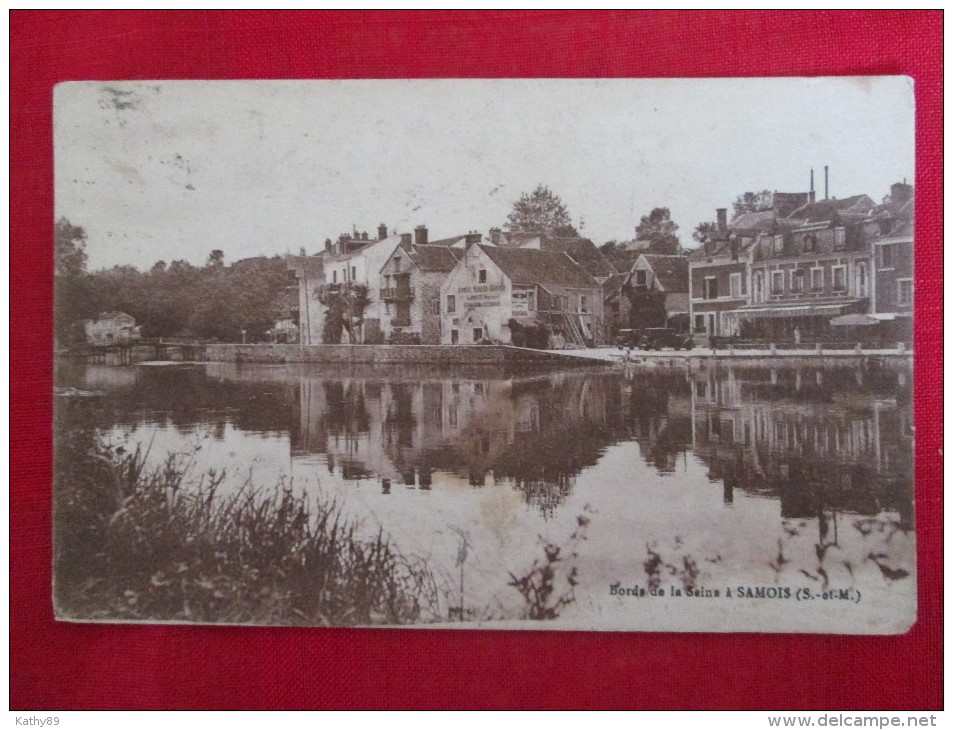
689,181,914,346
288,179,913,349
289,225,613,347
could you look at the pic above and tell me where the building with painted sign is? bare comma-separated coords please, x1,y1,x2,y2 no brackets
439,242,605,347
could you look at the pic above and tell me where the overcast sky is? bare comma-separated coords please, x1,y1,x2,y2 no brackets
55,78,914,271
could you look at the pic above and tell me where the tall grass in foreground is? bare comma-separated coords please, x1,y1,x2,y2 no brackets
54,422,439,626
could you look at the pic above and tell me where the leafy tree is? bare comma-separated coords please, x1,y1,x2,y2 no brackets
505,185,578,237
692,221,718,244
598,240,633,273
206,249,225,268
54,218,92,342
732,190,773,218
634,207,680,255
55,218,88,278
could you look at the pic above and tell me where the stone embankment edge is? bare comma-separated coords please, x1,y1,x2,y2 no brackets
202,343,612,367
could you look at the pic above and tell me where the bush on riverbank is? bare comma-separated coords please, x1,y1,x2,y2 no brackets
53,419,438,626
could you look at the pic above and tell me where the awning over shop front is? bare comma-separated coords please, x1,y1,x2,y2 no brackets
730,299,865,320
829,312,896,326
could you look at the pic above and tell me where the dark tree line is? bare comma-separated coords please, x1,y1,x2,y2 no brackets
54,218,296,344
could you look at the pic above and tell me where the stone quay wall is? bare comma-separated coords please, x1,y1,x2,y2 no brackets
203,344,609,367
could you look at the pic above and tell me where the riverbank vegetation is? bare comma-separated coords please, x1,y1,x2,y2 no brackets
54,413,439,625
55,218,296,344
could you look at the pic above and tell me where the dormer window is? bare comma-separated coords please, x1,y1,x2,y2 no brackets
803,234,817,252
833,228,847,251
773,235,784,255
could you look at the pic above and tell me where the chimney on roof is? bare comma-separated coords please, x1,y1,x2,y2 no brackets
361,231,368,241
324,238,332,254
465,232,482,245
824,166,829,200
400,232,413,248
489,227,502,245
716,208,728,233
378,223,388,240
810,168,816,203
891,181,913,206
415,225,428,245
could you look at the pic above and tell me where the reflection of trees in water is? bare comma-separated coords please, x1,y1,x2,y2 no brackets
623,371,693,474
295,370,629,516
492,375,624,515
58,364,297,436
321,381,371,438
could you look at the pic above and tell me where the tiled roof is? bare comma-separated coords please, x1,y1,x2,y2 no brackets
97,311,133,319
427,235,468,248
622,239,652,253
602,272,627,302
730,209,779,233
409,245,461,272
533,235,617,279
479,245,598,291
786,194,876,223
639,255,689,293
769,191,814,218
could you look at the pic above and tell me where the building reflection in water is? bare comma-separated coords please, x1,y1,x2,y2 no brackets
688,363,913,530
290,361,913,524
293,368,625,516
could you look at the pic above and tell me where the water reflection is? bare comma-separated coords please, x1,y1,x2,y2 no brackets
293,368,623,516
56,358,915,629
688,365,913,527
60,360,914,523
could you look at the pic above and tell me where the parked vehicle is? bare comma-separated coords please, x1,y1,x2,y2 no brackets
637,327,694,351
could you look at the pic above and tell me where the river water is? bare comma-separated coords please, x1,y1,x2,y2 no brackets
55,358,916,632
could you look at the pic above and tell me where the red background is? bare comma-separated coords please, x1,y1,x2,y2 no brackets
11,11,943,710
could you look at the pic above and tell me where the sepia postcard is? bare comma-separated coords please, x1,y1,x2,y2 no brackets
53,78,916,633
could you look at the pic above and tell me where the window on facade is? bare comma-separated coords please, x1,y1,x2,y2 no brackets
773,235,784,255
879,244,896,268
473,328,483,342
694,314,705,333
856,263,868,297
729,273,742,298
527,290,536,312
833,228,846,250
478,269,487,284
351,266,357,280
393,256,401,271
898,278,913,305
332,270,337,284
580,295,588,313
635,270,648,287
753,272,764,303
431,299,440,316
704,277,718,299
771,270,784,295
385,302,391,315
803,234,817,252
791,269,805,293
450,330,459,345
447,295,456,313
832,266,847,292
811,267,824,290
